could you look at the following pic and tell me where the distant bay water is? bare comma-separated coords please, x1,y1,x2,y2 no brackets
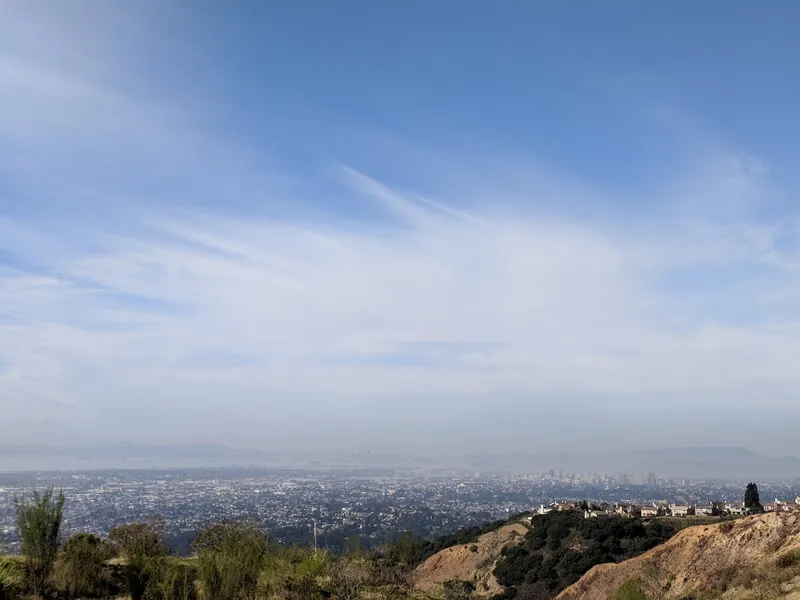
0,454,313,472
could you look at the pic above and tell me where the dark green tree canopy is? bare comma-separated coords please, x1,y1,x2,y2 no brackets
744,483,762,511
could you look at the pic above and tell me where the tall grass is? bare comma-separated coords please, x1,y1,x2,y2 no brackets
0,558,24,600
152,559,197,600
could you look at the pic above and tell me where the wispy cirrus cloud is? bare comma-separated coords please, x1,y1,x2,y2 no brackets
2,165,799,393
2,159,800,451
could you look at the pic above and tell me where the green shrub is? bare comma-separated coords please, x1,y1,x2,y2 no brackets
109,518,169,600
54,533,111,598
257,545,332,600
614,578,649,600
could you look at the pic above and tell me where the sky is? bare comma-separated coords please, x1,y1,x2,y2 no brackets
2,2,800,457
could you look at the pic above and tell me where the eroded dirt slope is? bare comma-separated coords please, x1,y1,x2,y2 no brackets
414,521,529,597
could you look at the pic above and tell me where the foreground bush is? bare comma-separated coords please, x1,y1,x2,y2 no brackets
268,547,331,600
194,522,268,600
109,518,169,600
53,533,112,598
328,559,372,600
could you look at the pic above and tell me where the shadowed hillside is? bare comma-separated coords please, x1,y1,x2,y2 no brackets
558,512,800,600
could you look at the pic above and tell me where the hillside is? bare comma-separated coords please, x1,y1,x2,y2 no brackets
490,511,693,599
558,512,800,600
414,521,529,596
408,510,700,599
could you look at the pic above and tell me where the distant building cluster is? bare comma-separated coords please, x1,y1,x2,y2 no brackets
763,498,800,513
536,495,800,519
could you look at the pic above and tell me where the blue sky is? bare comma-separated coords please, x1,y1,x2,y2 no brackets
1,2,800,454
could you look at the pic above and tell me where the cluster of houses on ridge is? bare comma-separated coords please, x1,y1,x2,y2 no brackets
534,497,800,519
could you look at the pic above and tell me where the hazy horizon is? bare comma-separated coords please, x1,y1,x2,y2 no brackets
2,4,800,458
4,441,800,481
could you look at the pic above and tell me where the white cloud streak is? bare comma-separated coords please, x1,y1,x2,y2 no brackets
2,168,799,406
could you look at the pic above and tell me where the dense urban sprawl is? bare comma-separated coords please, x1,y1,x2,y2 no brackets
2,467,799,554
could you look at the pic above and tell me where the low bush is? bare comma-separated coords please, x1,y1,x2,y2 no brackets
614,578,649,600
328,559,372,600
53,533,113,598
775,548,800,569
108,519,169,600
443,579,476,600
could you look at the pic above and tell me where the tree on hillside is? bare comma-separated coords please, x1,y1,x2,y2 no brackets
15,487,65,598
744,483,763,513
386,532,425,567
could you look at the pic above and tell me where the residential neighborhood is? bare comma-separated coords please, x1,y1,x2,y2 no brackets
536,496,800,519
